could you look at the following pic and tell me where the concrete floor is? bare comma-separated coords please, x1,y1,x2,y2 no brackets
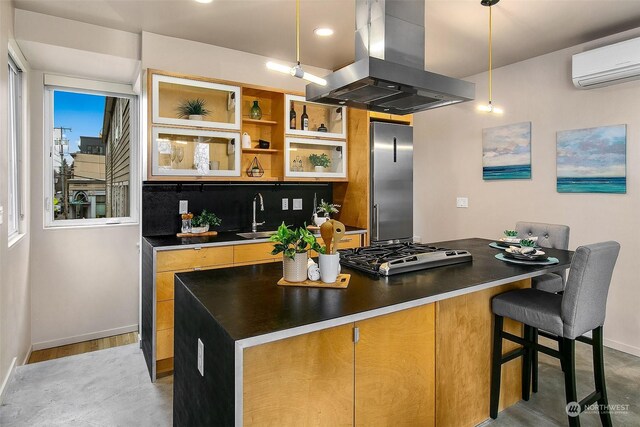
1,339,638,426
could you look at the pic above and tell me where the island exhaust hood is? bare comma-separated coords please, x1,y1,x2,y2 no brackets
306,0,475,115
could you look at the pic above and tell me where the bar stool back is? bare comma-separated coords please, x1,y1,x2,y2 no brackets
490,241,620,427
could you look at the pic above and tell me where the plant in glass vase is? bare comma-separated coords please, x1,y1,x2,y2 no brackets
309,153,331,173
270,222,324,282
177,98,209,121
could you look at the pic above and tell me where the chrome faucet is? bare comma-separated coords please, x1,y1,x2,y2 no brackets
252,193,265,232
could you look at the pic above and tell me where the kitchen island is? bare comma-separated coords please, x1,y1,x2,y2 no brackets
173,238,573,427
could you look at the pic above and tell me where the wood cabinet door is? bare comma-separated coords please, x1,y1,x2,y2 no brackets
243,324,354,426
355,304,436,427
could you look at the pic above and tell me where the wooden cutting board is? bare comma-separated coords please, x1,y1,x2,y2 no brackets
176,231,219,238
277,274,350,289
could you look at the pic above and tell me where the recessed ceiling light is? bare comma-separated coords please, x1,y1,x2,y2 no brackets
194,0,213,3
314,27,334,37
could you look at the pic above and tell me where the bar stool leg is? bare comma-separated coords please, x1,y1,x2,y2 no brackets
561,338,580,427
522,325,532,401
532,327,539,393
490,315,504,419
592,327,612,427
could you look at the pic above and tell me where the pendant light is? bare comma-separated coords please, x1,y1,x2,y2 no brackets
266,0,327,86
477,0,503,114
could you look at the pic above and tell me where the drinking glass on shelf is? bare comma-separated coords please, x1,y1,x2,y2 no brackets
175,146,184,166
296,156,303,172
170,145,177,168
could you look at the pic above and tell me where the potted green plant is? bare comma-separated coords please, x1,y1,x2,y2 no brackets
191,209,222,233
270,222,324,282
309,153,331,173
314,201,341,226
177,98,209,121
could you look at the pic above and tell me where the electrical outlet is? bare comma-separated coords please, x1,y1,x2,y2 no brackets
197,338,204,376
456,197,469,208
179,200,188,214
293,198,303,211
282,198,289,210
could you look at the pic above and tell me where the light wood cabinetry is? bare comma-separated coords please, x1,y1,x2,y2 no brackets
148,234,364,379
147,70,349,182
242,304,435,426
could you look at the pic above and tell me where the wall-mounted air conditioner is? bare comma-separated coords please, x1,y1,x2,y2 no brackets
572,36,640,89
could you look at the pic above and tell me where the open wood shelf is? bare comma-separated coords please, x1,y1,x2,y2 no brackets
242,118,278,126
242,148,279,154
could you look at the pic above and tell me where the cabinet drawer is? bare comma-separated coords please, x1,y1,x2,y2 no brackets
234,242,280,264
157,300,174,331
156,328,174,360
156,264,230,301
156,246,233,272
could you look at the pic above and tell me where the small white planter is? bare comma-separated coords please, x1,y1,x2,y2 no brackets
313,215,328,227
318,253,340,284
191,225,209,234
189,114,204,121
314,165,325,173
282,252,309,282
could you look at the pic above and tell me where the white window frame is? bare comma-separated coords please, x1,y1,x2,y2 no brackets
8,54,23,241
43,75,139,228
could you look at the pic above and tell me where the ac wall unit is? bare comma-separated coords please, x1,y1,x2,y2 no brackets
572,36,640,89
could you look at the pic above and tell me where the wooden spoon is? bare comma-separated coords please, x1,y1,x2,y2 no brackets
320,221,334,255
330,219,346,254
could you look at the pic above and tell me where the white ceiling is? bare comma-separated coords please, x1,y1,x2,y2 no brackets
13,0,640,78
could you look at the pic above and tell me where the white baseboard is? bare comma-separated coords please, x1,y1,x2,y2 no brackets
0,357,17,405
604,338,640,357
32,324,139,351
22,345,33,365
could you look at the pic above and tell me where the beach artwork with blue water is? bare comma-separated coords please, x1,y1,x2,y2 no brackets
482,122,532,180
557,125,626,194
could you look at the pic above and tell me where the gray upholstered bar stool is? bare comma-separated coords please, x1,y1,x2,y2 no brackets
516,221,570,293
490,241,620,427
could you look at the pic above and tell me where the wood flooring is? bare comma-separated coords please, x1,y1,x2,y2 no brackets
28,332,138,364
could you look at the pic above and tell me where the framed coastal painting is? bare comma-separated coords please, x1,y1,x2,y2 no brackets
556,124,626,194
482,122,532,180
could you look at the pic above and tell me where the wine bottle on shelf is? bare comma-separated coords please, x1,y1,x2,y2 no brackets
289,104,296,129
301,105,309,131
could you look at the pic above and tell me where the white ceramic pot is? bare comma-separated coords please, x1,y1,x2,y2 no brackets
314,165,325,173
191,225,209,234
283,252,309,282
313,215,328,227
319,253,340,284
242,132,252,149
188,114,203,121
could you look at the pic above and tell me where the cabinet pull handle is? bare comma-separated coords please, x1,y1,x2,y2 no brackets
353,326,360,343
193,267,202,271
193,247,202,251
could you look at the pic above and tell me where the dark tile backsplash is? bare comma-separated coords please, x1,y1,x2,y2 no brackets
142,182,332,236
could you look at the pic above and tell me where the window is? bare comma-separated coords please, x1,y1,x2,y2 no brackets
8,56,22,238
44,77,138,227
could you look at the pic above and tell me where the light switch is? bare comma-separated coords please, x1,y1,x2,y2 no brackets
456,197,468,208
293,199,303,211
179,200,188,214
282,198,289,210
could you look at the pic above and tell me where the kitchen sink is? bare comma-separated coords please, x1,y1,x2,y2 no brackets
236,231,276,239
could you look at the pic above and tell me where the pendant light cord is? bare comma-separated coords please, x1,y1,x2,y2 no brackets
488,4,493,104
296,0,300,65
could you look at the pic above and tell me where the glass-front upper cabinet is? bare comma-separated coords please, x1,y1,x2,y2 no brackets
152,127,241,177
285,94,347,139
151,74,241,130
285,138,347,179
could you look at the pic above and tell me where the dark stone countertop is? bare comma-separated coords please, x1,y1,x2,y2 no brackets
175,238,574,342
143,226,367,249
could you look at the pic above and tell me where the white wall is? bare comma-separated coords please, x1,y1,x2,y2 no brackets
16,12,142,349
1,1,32,400
413,28,640,356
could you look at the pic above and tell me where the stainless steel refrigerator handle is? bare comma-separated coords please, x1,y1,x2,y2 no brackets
373,204,379,240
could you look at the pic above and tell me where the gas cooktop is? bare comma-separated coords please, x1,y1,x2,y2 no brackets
339,242,472,276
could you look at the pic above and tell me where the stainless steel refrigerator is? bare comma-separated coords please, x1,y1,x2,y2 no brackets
370,122,414,243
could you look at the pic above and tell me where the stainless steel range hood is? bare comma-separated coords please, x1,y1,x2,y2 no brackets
306,0,475,115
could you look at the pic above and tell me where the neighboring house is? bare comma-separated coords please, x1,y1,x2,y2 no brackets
103,97,131,218
68,136,106,219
